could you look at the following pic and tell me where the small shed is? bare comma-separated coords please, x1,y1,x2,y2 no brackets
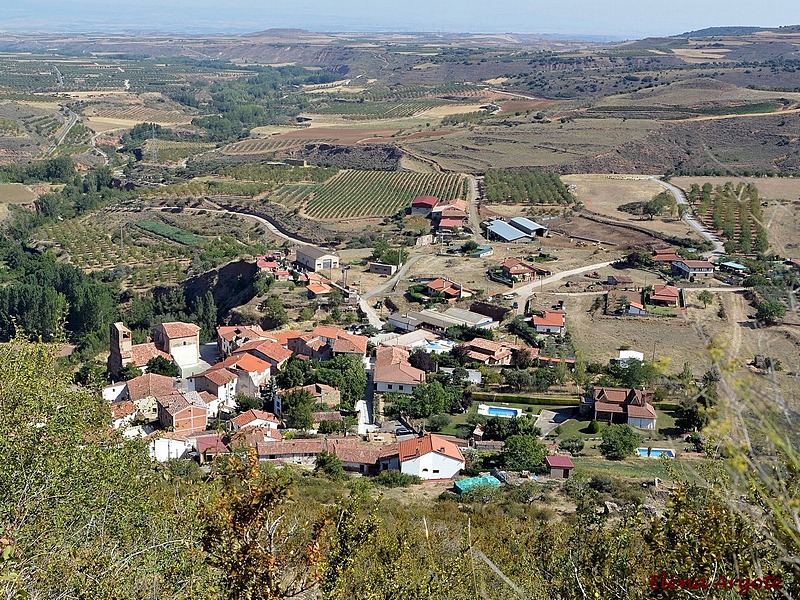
454,475,502,494
546,455,575,479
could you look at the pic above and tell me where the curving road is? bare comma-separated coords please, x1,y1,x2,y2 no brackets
651,177,725,256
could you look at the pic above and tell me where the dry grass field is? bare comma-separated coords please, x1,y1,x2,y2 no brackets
562,174,703,239
0,183,36,204
399,117,657,172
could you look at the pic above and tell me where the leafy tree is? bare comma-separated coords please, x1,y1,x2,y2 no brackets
119,363,143,381
74,360,108,388
675,398,706,432
316,354,366,410
281,388,315,429
599,424,641,460
502,435,547,472
146,355,179,377
314,450,346,480
409,381,449,418
408,349,438,373
426,413,451,432
503,368,532,391
260,295,289,328
558,437,585,456
698,290,714,308
482,416,540,441
236,392,263,412
756,300,786,325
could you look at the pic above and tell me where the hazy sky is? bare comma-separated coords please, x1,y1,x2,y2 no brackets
3,0,800,39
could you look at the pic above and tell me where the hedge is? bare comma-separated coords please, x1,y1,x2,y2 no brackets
472,392,580,407
651,402,681,411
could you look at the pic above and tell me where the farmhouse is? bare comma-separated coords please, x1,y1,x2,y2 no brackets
546,455,575,479
671,259,715,279
206,352,271,398
607,289,643,315
399,434,465,480
234,339,293,370
650,284,680,307
651,248,682,263
592,387,657,430
431,198,468,214
532,310,566,334
295,246,340,273
425,277,475,302
460,338,513,366
501,257,544,282
410,195,440,215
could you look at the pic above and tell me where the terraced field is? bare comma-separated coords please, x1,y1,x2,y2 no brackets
271,169,468,219
221,137,336,155
85,105,192,124
313,100,447,120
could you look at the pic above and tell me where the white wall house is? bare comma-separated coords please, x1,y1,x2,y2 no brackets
189,369,238,416
399,434,465,480
102,382,128,402
148,435,192,462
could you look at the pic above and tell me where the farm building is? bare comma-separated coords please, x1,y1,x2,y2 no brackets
509,217,548,237
501,257,543,282
387,312,421,332
546,455,575,479
454,475,502,494
606,274,633,286
442,307,496,329
469,245,494,258
617,350,645,366
369,262,398,276
628,301,646,316
671,260,715,279
410,195,440,215
719,261,749,275
652,248,682,263
295,246,340,273
486,220,530,242
425,277,475,302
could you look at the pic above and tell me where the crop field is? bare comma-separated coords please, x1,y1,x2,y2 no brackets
134,219,205,245
142,140,215,164
84,105,192,125
484,169,574,204
687,181,768,253
220,137,337,155
269,169,467,219
313,100,447,120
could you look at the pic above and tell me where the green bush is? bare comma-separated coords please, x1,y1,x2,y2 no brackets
588,419,601,434
374,471,422,488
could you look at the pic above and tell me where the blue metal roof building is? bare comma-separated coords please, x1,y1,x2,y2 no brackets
486,220,529,242
509,217,548,236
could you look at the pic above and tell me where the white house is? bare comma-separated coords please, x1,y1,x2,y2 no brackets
148,433,193,462
532,310,566,334
399,434,465,480
102,382,128,402
189,368,238,416
230,409,280,431
208,353,271,399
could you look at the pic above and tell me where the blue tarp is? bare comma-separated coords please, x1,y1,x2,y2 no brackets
454,475,502,494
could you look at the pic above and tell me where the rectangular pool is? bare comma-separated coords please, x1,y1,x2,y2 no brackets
637,448,675,458
477,404,523,419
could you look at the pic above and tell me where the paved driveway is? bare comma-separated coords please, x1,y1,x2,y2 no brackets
535,407,577,437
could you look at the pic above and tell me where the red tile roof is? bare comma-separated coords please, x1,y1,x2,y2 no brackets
374,345,410,367
234,340,294,364
194,435,229,456
158,322,200,339
653,284,680,298
307,282,332,295
209,353,271,374
157,391,207,416
399,434,464,463
533,310,566,328
438,217,467,229
231,409,279,429
126,373,175,400
130,343,172,368
216,325,267,343
546,455,575,469
332,332,368,355
411,195,439,209
111,400,137,420
374,362,426,385
312,411,343,423
193,368,237,387
268,330,302,346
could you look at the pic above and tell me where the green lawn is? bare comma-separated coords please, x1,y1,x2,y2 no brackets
437,402,554,437
572,456,673,481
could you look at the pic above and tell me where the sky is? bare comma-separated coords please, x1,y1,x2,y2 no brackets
2,0,800,39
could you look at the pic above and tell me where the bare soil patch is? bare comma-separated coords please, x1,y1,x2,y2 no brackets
546,215,660,249
0,183,36,204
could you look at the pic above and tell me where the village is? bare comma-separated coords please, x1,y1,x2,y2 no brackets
97,189,769,495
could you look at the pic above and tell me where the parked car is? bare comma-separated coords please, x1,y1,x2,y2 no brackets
503,293,515,300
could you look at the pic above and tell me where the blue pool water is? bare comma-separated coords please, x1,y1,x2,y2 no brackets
487,407,522,418
637,448,675,458
423,341,454,353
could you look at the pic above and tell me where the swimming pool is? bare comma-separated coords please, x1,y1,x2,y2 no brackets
637,448,675,458
477,404,523,419
421,340,455,354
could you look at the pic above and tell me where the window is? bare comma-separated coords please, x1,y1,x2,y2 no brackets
387,384,393,390
399,385,405,392
422,468,429,473
433,469,440,474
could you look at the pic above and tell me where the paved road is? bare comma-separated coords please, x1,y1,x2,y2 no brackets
510,260,615,314
47,108,78,155
651,177,725,256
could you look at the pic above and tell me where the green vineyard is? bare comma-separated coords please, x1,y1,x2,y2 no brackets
270,170,468,219
484,169,574,205
313,100,445,120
